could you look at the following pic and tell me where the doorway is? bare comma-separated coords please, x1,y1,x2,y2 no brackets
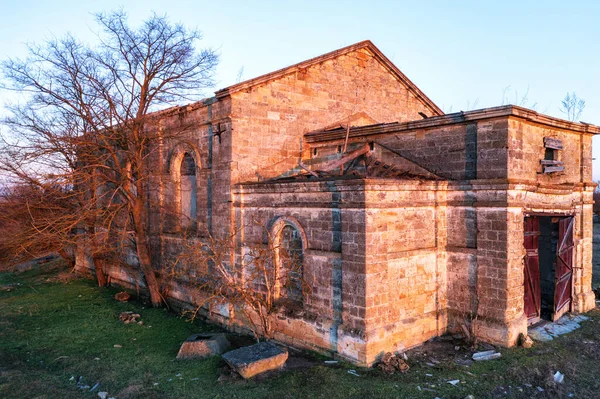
523,215,574,324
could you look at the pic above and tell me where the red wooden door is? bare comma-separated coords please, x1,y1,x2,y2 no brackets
553,217,574,321
523,217,541,322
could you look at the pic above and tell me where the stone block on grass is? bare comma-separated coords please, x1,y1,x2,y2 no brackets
222,341,288,379
176,333,230,360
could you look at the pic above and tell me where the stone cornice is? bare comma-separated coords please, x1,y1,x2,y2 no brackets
305,105,600,143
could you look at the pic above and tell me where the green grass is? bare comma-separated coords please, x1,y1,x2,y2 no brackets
1,262,600,398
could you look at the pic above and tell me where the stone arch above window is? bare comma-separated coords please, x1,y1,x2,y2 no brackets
270,216,307,305
167,142,204,175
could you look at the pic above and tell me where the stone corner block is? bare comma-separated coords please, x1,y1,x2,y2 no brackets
176,333,230,360
222,341,288,379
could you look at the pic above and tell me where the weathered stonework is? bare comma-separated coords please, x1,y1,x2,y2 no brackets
75,41,599,366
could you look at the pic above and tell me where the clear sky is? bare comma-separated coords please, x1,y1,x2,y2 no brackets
1,0,599,177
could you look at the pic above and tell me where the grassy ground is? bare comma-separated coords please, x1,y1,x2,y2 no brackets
2,262,600,398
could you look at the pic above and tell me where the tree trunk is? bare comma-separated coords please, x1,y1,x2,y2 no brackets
57,248,75,269
132,202,163,307
92,256,108,287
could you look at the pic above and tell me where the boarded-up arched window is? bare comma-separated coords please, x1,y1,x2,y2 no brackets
180,153,197,228
278,224,304,303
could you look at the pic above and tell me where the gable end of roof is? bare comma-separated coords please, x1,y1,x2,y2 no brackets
214,40,443,116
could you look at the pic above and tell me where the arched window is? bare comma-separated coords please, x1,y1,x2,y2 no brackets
272,217,307,306
180,153,197,229
279,224,304,303
167,142,202,233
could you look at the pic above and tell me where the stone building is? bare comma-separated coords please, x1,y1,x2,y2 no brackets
77,40,598,366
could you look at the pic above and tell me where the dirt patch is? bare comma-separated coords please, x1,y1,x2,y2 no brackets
407,334,480,367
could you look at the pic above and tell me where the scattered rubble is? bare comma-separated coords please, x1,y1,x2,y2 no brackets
119,311,143,325
554,371,565,384
114,291,131,302
73,375,90,390
472,350,502,361
377,352,410,374
176,333,230,360
222,341,288,379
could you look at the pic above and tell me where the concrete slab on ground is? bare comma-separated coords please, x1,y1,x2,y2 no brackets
528,314,590,342
222,341,288,379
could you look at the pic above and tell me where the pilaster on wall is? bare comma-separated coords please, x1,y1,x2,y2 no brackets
573,202,596,312
472,206,527,346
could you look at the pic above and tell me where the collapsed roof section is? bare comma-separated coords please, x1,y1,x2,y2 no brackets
265,141,444,183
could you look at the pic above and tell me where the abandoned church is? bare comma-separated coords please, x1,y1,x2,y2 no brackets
76,40,598,366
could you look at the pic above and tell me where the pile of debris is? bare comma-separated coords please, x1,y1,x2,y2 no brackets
119,311,143,325
377,352,409,374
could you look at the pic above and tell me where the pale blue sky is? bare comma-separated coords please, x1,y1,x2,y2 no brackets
1,0,599,177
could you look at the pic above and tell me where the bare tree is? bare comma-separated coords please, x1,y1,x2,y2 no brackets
0,10,218,306
235,66,245,83
501,85,540,111
559,92,586,122
0,183,78,268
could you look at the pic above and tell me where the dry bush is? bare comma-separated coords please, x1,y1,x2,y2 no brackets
171,221,308,341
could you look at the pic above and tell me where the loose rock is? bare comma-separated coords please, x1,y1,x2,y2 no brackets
176,333,230,360
519,333,534,349
114,291,131,302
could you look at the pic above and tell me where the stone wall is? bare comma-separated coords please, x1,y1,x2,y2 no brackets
307,117,510,181
232,180,366,361
229,179,449,365
361,181,447,363
229,47,437,184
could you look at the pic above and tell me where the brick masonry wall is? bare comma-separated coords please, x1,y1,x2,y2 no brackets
315,117,510,181
229,48,436,184
229,179,450,365
231,180,368,362
507,118,593,184
361,181,448,363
